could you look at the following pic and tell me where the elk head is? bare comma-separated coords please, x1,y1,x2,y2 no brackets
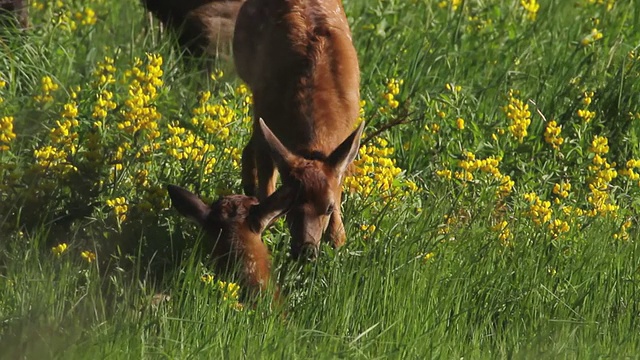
258,118,365,260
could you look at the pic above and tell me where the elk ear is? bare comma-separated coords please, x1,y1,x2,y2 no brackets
248,186,296,233
167,185,211,225
326,121,365,177
259,118,297,174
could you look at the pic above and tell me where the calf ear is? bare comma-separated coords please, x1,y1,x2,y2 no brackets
248,186,296,233
259,118,298,175
326,121,365,177
167,185,211,225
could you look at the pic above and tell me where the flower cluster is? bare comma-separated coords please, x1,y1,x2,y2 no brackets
523,192,553,226
619,159,640,182
51,243,68,257
93,57,117,88
547,218,570,238
73,7,97,27
454,151,514,198
379,78,402,113
32,101,82,176
34,76,59,104
491,220,512,245
552,181,571,200
106,197,128,223
359,223,377,240
437,0,462,11
119,54,163,142
234,83,253,123
613,219,632,241
544,120,564,150
586,0,615,12
577,91,596,122
191,91,235,139
0,79,5,104
33,146,77,175
51,243,97,264
201,274,242,309
31,0,97,32
165,122,216,174
92,57,118,122
586,135,618,216
344,136,417,198
81,250,97,263
0,116,16,151
50,102,80,153
502,90,531,143
523,191,572,238
520,0,540,21
581,28,603,46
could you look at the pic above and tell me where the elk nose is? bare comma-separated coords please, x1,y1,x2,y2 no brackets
299,244,319,261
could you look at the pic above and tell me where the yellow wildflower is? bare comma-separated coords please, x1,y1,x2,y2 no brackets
52,243,68,257
34,76,59,103
0,116,16,151
548,219,570,238
106,197,128,222
503,90,531,143
81,250,96,263
201,274,214,284
552,182,571,198
544,120,564,150
581,28,603,46
589,135,609,155
520,0,540,21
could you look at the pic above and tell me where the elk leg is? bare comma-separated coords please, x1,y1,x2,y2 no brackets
326,192,346,247
242,136,258,196
256,149,277,201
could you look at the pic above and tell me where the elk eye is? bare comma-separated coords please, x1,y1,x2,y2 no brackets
325,203,335,215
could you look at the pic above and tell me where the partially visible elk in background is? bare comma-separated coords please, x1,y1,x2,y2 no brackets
0,0,28,29
140,0,245,59
233,0,364,260
167,184,292,301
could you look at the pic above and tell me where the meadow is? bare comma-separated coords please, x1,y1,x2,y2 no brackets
1,0,640,358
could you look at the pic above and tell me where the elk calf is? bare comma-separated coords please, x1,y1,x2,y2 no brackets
0,0,28,28
234,0,364,260
167,184,291,300
141,0,245,58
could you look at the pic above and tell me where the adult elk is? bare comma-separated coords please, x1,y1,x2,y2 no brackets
167,184,291,300
233,0,364,260
0,0,28,28
140,0,245,58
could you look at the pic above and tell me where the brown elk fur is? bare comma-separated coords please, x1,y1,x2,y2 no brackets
0,0,28,28
167,184,292,300
233,0,363,260
140,0,245,58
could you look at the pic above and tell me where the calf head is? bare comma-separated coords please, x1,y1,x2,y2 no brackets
167,184,292,295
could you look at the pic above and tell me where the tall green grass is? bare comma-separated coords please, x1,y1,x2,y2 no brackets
1,0,640,358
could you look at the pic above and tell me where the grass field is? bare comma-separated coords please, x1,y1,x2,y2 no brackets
1,0,640,358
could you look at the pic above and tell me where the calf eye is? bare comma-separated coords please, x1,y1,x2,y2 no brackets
325,203,335,215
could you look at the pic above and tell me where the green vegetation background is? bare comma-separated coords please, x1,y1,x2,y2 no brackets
1,0,639,358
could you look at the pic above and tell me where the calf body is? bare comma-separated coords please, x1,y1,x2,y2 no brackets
234,0,363,260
